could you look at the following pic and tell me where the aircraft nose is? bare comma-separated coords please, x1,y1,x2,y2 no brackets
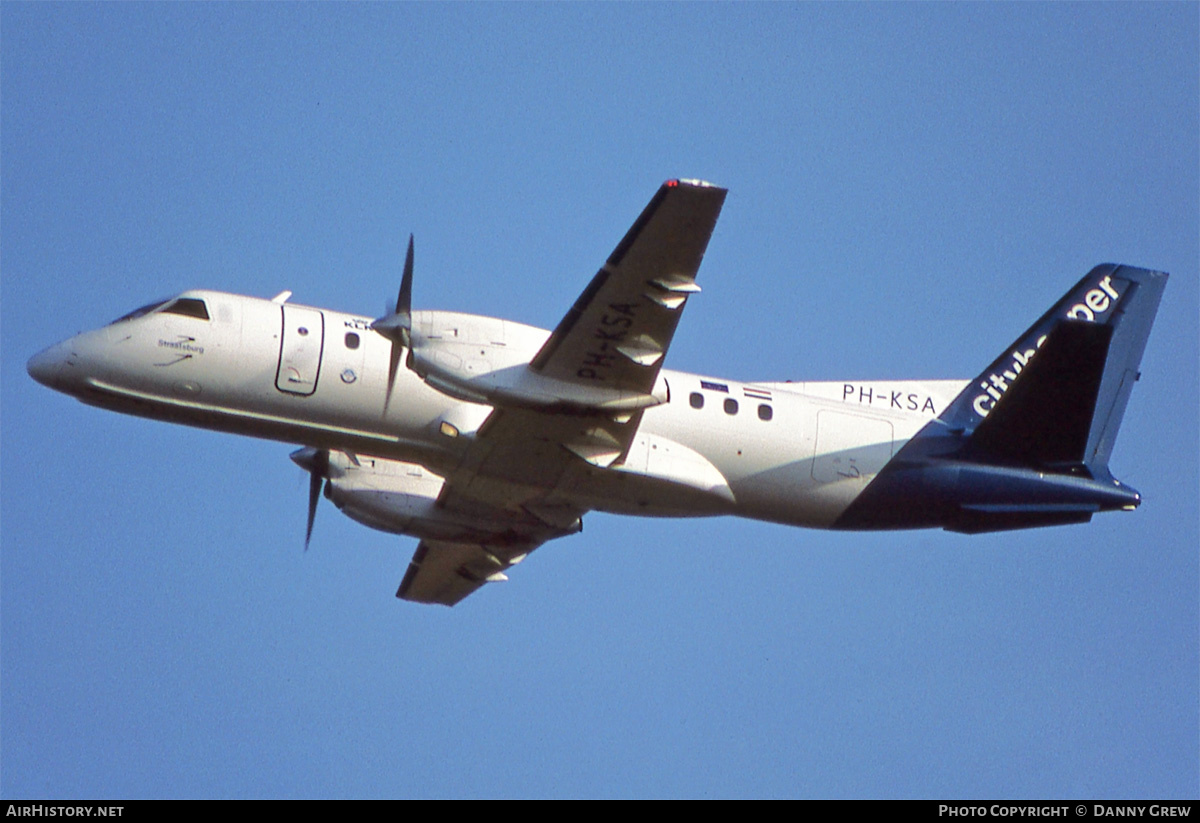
27,342,69,389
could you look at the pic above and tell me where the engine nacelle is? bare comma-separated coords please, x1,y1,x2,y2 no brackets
321,452,577,545
408,310,668,412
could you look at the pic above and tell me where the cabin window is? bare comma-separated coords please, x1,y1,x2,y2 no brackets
724,398,739,415
689,392,704,409
161,298,210,320
758,404,773,421
345,332,360,349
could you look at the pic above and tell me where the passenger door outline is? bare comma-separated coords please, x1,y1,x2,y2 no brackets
276,305,325,396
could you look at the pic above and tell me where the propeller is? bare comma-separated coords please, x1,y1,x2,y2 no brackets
370,234,414,415
290,446,330,550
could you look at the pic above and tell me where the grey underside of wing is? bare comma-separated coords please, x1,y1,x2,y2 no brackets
396,412,593,606
396,538,537,606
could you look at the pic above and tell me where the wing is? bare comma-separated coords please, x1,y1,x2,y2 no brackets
379,456,584,606
449,178,727,496
529,178,726,397
397,181,726,605
397,537,542,607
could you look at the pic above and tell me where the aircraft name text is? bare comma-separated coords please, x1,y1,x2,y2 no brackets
157,337,204,355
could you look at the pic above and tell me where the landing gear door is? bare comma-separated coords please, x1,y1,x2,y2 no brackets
276,305,325,396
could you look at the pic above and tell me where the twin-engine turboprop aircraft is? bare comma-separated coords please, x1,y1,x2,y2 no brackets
28,180,1168,606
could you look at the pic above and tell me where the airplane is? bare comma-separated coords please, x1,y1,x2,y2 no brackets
27,179,1168,606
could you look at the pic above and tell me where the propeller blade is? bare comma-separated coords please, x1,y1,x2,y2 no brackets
290,447,330,551
384,341,403,416
305,470,322,551
371,235,414,344
396,234,413,323
371,234,415,416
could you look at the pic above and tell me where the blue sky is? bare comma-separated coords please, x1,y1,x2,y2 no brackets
2,4,1196,799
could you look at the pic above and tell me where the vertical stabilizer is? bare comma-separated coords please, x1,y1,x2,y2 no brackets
938,264,1168,474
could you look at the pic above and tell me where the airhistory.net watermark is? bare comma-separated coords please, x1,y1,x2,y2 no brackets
5,807,123,817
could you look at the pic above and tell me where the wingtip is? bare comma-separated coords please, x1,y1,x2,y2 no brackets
665,178,723,190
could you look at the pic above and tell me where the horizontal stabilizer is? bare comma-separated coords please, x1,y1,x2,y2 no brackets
947,506,1095,534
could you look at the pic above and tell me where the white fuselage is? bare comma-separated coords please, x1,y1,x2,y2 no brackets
31,289,966,529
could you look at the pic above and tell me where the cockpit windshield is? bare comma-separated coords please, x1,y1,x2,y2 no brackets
162,298,210,320
110,297,210,325
111,299,171,324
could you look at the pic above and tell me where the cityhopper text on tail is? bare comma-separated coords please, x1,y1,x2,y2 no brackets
28,180,1168,606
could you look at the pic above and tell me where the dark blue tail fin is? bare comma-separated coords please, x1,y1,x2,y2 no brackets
836,264,1168,533
962,319,1113,469
938,263,1168,476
